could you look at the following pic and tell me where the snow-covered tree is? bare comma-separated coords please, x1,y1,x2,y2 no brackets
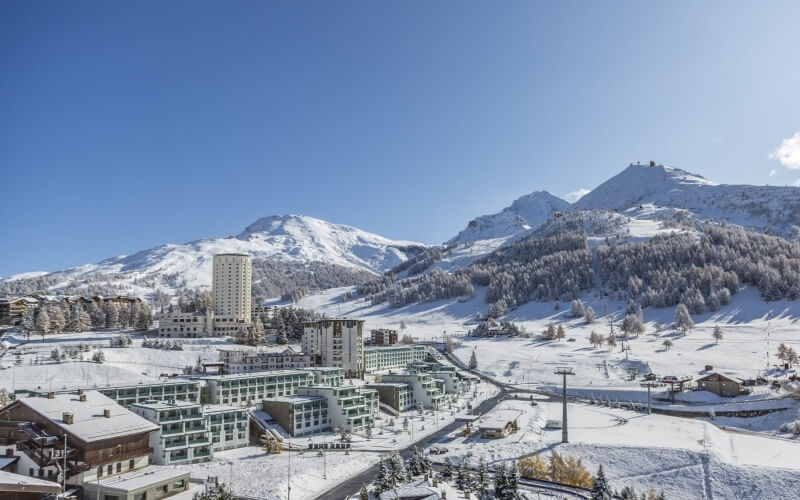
469,350,478,370
556,324,567,341
105,302,120,329
621,314,644,337
607,334,617,350
92,350,105,364
674,303,693,335
591,465,611,500
35,307,50,334
662,339,673,351
584,306,595,324
49,305,66,333
359,484,369,500
571,299,585,318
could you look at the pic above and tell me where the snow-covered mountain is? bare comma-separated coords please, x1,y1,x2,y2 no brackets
574,163,800,238
448,191,571,244
0,215,425,298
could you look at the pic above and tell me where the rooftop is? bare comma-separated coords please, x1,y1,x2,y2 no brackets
263,395,326,404
94,466,189,493
130,400,200,411
198,369,311,381
202,404,245,414
16,391,159,443
480,409,523,430
0,470,61,493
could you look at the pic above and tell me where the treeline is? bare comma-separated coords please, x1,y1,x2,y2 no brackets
354,217,800,317
251,260,374,303
384,244,455,277
253,306,322,343
21,301,152,335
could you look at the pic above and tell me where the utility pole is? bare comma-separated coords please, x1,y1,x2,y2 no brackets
642,382,658,415
554,367,575,443
62,433,67,497
287,445,292,500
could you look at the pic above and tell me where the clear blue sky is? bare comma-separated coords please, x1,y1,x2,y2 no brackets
2,1,800,277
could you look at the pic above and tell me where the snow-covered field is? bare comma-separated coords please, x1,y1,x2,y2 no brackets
437,399,800,499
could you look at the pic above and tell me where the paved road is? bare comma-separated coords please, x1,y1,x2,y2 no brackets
319,372,508,499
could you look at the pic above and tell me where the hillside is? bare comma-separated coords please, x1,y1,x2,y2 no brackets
0,215,426,300
575,163,800,238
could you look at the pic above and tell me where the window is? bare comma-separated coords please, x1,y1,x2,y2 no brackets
107,464,113,475
117,462,122,473
156,485,168,494
173,479,186,489
129,459,135,469
97,466,103,478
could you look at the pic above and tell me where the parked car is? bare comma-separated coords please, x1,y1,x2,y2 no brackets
545,419,562,429
429,446,448,454
662,375,679,384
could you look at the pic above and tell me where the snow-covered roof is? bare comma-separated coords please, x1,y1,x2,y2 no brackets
130,400,199,411
263,395,326,404
0,456,19,470
18,391,159,443
0,470,62,493
202,404,245,414
696,372,744,384
379,485,440,500
479,409,523,431
94,465,189,493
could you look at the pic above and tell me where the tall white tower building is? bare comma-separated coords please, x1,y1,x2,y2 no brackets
212,253,252,334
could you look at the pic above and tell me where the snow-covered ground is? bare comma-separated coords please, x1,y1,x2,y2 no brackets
437,399,800,499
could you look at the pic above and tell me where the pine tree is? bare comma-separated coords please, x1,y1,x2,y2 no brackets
493,462,508,499
21,306,35,338
607,334,617,350
359,484,369,500
92,350,105,364
591,465,611,500
375,458,393,494
469,350,478,370
440,456,455,480
49,305,66,333
556,324,566,341
388,452,408,486
476,457,491,497
619,485,637,500
455,459,474,492
105,302,119,329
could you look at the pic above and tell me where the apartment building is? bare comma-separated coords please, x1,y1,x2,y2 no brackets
203,405,250,451
298,386,377,432
363,345,429,372
380,373,444,409
261,395,329,437
0,391,160,487
365,382,416,412
212,254,251,335
200,370,315,406
0,297,38,326
408,362,463,393
251,305,279,323
97,380,201,408
300,367,345,386
217,347,312,373
302,319,365,377
370,329,398,346
157,310,214,338
130,401,212,465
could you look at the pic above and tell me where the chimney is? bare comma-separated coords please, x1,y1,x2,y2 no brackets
79,394,87,402
103,409,111,418
77,388,83,395
47,392,55,399
63,412,74,424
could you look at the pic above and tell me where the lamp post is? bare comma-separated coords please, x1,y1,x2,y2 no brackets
554,367,575,443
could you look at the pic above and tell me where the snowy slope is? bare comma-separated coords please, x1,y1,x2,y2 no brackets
575,163,800,237
448,191,571,244
1,214,425,297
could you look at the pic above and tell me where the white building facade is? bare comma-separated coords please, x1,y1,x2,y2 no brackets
212,253,252,335
302,319,365,377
